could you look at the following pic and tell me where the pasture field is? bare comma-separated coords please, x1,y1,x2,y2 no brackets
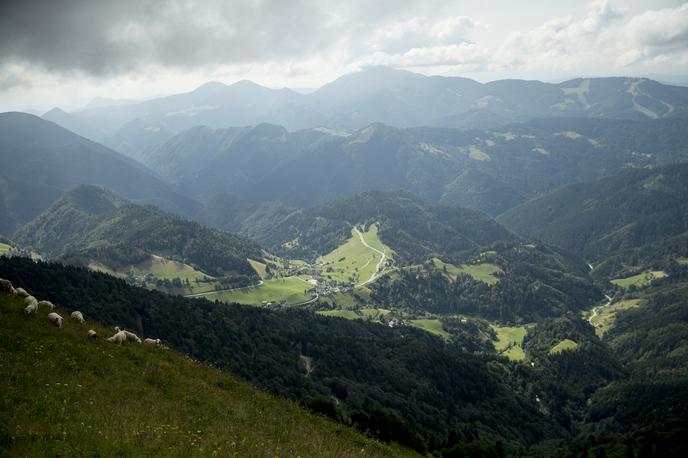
431,258,502,285
492,325,527,361
317,309,360,319
408,319,450,339
247,258,269,279
0,292,412,458
130,255,212,282
678,257,688,265
549,339,579,355
611,271,667,289
590,299,642,336
203,276,312,305
0,242,13,256
319,226,391,286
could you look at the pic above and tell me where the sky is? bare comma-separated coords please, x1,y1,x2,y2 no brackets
1,0,687,112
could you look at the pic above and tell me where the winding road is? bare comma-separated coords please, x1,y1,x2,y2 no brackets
588,294,613,326
353,226,387,287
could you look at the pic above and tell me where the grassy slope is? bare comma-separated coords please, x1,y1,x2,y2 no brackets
0,243,12,256
320,226,390,285
0,292,414,457
247,258,268,280
203,276,311,305
492,325,527,361
610,270,668,289
431,258,501,285
408,319,450,339
589,299,643,336
549,339,579,354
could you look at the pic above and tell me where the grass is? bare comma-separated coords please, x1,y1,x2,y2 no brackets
549,339,579,355
317,310,360,320
0,292,414,457
492,325,527,361
611,271,668,289
467,145,491,161
247,258,268,280
202,276,312,305
589,299,642,336
131,255,211,282
677,258,688,265
408,319,450,339
319,225,391,286
431,258,502,285
0,242,13,256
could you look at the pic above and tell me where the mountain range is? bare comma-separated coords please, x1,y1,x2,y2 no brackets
43,67,688,153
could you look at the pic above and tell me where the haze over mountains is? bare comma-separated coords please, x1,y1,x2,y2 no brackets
42,67,688,150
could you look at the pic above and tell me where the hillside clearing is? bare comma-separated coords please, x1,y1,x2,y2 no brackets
0,292,412,457
200,276,312,305
492,325,527,361
0,242,13,256
431,258,502,285
549,339,579,354
247,258,268,279
408,319,450,339
611,271,668,289
589,299,642,336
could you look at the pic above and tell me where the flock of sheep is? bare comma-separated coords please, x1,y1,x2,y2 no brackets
1,278,164,346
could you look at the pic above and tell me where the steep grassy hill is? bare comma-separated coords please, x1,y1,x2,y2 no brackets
499,164,688,278
13,185,260,280
0,291,414,457
0,257,560,453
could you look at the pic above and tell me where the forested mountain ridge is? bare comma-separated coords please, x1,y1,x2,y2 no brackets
0,112,200,235
498,164,688,278
12,185,260,279
148,117,688,214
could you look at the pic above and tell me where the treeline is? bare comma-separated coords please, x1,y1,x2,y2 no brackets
0,257,559,454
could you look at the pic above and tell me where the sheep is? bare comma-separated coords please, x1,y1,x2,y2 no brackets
114,326,121,332
71,311,85,323
24,296,38,307
14,287,29,298
123,330,142,343
106,331,127,344
87,330,98,339
144,338,162,345
24,302,38,315
0,278,13,293
47,312,63,328
37,300,55,310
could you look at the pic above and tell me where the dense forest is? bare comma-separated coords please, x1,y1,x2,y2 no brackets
13,185,261,279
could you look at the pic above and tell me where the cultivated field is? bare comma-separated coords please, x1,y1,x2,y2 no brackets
319,225,391,285
611,271,667,289
408,319,450,339
204,276,312,305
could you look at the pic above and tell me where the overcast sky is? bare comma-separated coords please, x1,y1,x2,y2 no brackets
1,0,687,112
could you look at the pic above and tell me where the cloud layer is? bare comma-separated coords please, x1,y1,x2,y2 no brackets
0,1,686,110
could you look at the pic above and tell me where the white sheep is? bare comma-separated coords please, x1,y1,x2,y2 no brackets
24,302,38,315
37,300,55,310
107,330,127,344
71,311,85,323
144,338,162,345
47,312,63,328
14,287,29,298
123,330,142,343
87,330,98,339
24,295,38,307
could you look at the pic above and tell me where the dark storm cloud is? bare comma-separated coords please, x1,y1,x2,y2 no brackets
0,0,349,75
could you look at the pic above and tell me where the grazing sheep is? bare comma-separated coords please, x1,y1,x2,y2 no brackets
47,312,63,328
37,300,55,310
87,330,98,339
24,302,38,315
15,287,29,298
71,311,85,323
24,296,38,307
122,330,142,343
106,331,127,344
0,278,13,293
144,338,162,345
114,326,121,332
